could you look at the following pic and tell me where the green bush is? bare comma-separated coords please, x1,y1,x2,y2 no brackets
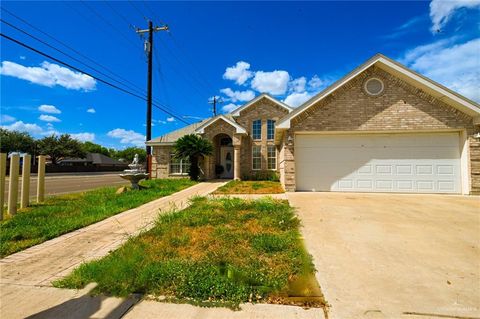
241,171,280,181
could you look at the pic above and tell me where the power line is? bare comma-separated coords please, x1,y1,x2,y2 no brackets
155,38,212,100
1,6,142,92
0,17,175,115
128,0,148,21
0,18,143,95
141,1,167,25
0,32,190,125
79,0,140,50
102,0,134,29
167,31,217,92
2,6,187,120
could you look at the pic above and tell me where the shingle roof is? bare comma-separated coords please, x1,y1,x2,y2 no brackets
147,114,245,145
86,153,125,165
146,118,211,145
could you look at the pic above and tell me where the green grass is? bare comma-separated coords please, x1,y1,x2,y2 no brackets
54,197,321,309
0,179,196,257
214,181,284,194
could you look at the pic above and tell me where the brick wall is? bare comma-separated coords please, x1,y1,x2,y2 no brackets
281,65,478,193
151,145,171,179
234,98,289,178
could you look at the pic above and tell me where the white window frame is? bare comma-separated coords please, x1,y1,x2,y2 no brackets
267,145,276,170
267,119,275,140
252,119,262,140
252,145,261,170
169,153,189,175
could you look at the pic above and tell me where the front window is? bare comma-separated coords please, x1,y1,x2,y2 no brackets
267,145,276,170
170,153,189,175
252,119,261,140
252,146,261,170
267,120,275,140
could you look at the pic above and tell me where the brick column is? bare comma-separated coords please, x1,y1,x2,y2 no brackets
234,145,241,180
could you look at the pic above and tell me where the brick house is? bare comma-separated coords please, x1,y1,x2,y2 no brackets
147,54,480,194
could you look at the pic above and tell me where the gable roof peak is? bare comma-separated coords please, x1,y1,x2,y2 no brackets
276,53,479,129
230,93,293,116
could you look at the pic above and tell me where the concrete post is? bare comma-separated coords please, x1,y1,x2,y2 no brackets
0,153,6,220
7,154,19,216
21,154,31,209
37,155,46,203
233,145,241,180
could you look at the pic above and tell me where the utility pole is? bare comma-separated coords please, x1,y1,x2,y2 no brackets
208,96,224,116
136,21,168,175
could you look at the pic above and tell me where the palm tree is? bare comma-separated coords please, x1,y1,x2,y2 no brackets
173,134,213,181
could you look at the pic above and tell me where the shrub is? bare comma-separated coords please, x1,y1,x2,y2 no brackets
242,171,280,181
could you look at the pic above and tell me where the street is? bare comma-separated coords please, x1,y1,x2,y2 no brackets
4,172,129,199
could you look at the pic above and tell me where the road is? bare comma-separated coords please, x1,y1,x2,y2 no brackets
4,172,129,199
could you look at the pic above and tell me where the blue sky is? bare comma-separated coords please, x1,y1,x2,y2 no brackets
1,1,479,149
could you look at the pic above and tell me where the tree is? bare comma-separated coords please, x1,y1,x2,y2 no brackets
37,134,86,164
0,129,36,155
114,147,146,163
173,134,213,181
82,141,110,156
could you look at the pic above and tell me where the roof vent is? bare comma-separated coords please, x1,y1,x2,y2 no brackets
364,78,384,96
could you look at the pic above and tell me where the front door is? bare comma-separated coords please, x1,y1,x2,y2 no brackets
220,147,234,178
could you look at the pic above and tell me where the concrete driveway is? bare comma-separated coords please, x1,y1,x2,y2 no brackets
287,192,480,319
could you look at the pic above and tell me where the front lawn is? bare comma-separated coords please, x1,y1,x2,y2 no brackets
54,197,324,309
0,179,196,257
214,180,284,194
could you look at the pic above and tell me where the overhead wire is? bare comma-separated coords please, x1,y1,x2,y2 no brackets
1,6,144,92
0,33,190,125
0,18,144,95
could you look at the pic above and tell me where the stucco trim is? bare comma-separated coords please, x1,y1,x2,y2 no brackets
194,115,247,134
230,93,293,117
277,54,480,129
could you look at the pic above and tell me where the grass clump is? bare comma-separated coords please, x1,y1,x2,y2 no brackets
214,180,284,194
55,197,319,309
0,179,196,257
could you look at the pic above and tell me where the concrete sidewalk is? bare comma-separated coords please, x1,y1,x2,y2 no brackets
0,181,225,319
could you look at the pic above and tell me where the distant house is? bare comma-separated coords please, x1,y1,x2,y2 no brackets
59,153,127,168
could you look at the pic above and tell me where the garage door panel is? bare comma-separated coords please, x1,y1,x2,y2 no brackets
295,133,461,194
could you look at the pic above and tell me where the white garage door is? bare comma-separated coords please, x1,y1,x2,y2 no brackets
295,133,462,194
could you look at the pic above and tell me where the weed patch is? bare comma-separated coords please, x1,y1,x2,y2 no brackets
55,197,323,309
0,179,196,257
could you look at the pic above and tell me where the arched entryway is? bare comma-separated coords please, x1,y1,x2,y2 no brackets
213,133,234,179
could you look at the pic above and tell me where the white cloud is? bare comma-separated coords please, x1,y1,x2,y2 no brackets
1,121,44,135
19,56,26,60
429,0,480,32
308,75,327,90
166,117,175,122
289,77,307,93
86,108,96,113
283,92,313,108
251,70,290,95
400,38,456,64
71,132,95,142
223,61,253,85
107,128,146,147
401,37,480,102
38,104,61,114
220,88,255,102
0,61,96,91
0,114,16,123
222,103,239,113
39,114,61,122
